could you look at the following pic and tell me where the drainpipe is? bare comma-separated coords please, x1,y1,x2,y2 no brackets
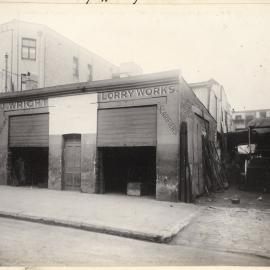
16,20,20,91
4,53,8,92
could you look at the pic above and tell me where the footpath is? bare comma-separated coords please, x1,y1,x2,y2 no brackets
0,186,200,243
1,186,269,261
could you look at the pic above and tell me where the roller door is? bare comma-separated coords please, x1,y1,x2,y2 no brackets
9,114,49,147
97,106,157,147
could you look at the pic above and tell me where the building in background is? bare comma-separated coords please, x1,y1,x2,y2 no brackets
189,79,233,135
232,109,270,131
0,19,120,92
113,62,143,78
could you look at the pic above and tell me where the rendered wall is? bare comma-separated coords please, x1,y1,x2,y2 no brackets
98,83,181,202
179,77,217,198
44,28,116,87
192,87,209,110
48,93,97,193
0,20,116,93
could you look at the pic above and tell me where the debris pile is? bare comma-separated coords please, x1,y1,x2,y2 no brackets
202,137,229,194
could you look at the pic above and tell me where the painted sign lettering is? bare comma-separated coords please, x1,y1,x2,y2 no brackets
0,99,48,111
159,104,178,135
100,85,176,102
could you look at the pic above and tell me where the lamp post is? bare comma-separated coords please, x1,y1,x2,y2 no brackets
0,28,14,92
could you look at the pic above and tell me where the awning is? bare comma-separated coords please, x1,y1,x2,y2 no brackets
247,117,270,128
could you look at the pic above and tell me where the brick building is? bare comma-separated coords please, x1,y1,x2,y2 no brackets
0,70,216,202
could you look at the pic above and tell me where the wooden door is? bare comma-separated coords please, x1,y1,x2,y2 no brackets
193,118,200,195
63,135,81,191
193,115,209,195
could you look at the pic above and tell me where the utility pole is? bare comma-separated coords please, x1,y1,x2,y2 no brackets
5,53,8,92
10,29,14,92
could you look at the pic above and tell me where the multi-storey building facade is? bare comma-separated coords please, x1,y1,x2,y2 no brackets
232,109,270,131
189,79,233,135
0,19,118,92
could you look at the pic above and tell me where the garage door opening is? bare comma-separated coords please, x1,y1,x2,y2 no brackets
9,147,48,187
98,147,156,196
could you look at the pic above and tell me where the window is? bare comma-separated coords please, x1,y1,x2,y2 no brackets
235,115,242,120
73,57,79,79
245,114,254,126
21,38,36,60
260,111,266,118
87,64,93,81
246,114,254,121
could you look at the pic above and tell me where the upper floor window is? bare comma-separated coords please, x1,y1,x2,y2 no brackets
260,111,266,118
73,57,79,79
21,38,36,60
87,64,93,81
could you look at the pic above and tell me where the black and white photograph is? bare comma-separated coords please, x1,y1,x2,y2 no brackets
0,0,269,267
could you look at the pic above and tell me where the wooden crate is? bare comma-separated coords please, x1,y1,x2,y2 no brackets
127,182,143,196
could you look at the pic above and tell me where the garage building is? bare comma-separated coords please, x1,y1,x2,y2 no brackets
0,70,216,202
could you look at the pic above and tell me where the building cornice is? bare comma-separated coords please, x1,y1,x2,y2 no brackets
0,70,180,103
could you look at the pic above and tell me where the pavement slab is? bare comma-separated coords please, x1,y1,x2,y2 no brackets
0,186,200,243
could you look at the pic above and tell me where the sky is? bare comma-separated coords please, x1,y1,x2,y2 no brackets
0,2,269,111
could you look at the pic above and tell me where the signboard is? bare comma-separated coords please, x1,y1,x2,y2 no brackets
99,84,176,102
0,99,48,111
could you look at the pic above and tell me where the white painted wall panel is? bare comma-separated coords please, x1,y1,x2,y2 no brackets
49,93,97,135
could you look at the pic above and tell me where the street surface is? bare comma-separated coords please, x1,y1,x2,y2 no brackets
172,206,270,258
170,187,270,258
196,186,270,210
0,217,269,266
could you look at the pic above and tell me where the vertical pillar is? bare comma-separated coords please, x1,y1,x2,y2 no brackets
0,110,8,185
48,135,63,190
81,133,97,193
155,86,180,202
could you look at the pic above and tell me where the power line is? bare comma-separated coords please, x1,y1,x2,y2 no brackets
0,69,26,77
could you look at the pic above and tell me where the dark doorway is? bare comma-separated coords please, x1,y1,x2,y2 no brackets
9,147,48,187
98,147,156,196
63,134,81,191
